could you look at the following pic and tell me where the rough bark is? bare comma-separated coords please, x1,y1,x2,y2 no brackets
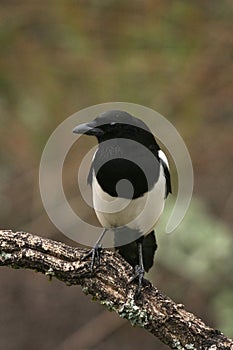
0,229,232,350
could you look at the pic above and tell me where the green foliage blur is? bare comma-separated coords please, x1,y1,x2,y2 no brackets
0,2,232,349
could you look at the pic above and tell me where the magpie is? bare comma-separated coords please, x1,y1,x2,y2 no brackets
73,110,171,294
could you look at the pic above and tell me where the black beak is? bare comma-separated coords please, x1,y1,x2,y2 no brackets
72,121,104,136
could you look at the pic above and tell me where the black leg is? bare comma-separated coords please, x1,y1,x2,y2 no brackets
81,229,107,275
129,237,145,295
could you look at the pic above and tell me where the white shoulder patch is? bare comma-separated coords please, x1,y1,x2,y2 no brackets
158,150,169,169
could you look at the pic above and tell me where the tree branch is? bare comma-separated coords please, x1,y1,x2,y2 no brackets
0,230,232,350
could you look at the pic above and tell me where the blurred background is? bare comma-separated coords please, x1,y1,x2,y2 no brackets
0,1,232,349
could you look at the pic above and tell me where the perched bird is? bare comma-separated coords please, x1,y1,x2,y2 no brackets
73,110,171,293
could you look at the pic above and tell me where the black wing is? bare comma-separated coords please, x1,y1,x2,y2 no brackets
87,162,94,185
160,159,172,198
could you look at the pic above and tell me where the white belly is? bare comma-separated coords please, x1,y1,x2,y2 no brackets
92,164,166,235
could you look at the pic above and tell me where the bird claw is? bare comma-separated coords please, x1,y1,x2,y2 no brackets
81,245,102,276
129,264,145,296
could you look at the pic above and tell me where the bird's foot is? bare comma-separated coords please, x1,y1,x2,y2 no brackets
81,244,102,276
129,264,145,296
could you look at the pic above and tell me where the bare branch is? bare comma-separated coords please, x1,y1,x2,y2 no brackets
0,229,232,350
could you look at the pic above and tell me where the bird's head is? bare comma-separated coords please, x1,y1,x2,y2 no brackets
73,110,155,146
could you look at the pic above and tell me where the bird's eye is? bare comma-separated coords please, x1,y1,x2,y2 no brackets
110,122,117,126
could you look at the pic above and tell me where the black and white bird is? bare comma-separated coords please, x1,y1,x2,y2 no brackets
73,110,171,293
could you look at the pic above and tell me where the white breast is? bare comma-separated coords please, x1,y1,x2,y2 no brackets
92,164,166,235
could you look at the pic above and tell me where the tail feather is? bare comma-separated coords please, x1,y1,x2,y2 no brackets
115,230,157,272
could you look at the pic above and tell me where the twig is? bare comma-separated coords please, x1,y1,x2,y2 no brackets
0,229,232,350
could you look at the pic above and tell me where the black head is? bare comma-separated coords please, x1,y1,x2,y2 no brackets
73,110,158,149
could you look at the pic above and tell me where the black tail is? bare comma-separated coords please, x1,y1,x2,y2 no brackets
115,230,157,272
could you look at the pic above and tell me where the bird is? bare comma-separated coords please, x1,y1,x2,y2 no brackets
73,110,171,294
